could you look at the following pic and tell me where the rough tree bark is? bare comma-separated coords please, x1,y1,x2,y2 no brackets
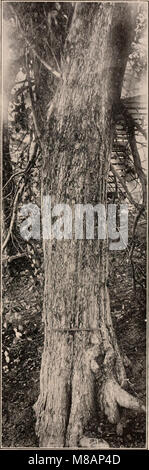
34,3,145,447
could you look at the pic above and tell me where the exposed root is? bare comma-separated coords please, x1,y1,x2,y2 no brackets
99,377,145,425
66,341,102,447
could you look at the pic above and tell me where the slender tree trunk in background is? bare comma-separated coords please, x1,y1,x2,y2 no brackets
34,3,141,447
3,62,20,256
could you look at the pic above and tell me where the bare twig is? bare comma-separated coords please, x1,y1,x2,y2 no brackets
127,132,147,205
2,181,25,252
25,55,41,139
3,171,27,191
3,252,28,264
129,205,145,260
46,38,61,74
130,258,136,294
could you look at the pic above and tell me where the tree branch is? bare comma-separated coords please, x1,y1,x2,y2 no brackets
3,142,30,190
128,133,147,205
110,162,143,210
118,101,147,205
9,4,61,80
2,142,39,252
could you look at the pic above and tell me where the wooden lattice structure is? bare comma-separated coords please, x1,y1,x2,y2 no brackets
108,95,147,203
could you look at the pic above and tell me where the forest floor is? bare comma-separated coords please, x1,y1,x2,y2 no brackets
2,245,146,448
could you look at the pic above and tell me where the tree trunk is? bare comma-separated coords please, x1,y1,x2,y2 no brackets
3,59,20,256
34,3,143,447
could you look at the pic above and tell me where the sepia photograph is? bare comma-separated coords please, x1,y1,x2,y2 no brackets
1,0,148,451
